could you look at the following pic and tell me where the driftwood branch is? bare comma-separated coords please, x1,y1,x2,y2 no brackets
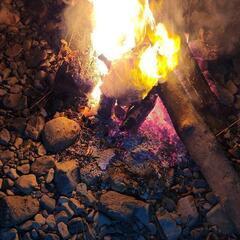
158,71,240,233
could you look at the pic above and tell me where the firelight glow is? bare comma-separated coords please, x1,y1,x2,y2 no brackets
88,0,181,110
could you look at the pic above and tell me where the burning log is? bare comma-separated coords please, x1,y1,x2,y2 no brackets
120,86,158,132
158,71,240,233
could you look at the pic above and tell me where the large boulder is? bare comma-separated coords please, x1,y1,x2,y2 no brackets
54,160,80,195
99,191,149,225
42,117,80,153
0,196,39,228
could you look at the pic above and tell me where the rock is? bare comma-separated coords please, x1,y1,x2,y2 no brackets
0,128,11,145
6,44,23,58
99,191,149,225
157,213,182,240
177,195,199,226
25,115,45,141
34,213,46,225
14,137,23,149
46,214,56,229
226,80,238,95
0,6,20,26
0,195,39,228
0,228,19,240
76,183,97,206
217,86,234,107
55,160,80,195
0,150,14,161
57,222,70,240
17,164,30,174
31,156,55,176
46,168,55,183
7,168,19,180
55,210,69,223
16,174,38,194
68,217,84,234
42,117,80,153
44,233,60,240
206,204,235,234
40,194,56,213
69,198,87,216
3,93,25,110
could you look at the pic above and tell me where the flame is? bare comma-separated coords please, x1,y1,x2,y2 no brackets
92,0,153,61
86,0,181,113
139,23,181,84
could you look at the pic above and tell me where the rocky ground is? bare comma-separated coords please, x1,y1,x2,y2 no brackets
0,0,240,240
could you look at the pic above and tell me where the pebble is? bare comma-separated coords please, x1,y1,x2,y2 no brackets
0,128,11,145
31,156,55,176
57,222,70,240
14,137,23,149
16,174,38,194
0,150,14,161
40,194,56,213
34,213,46,225
7,168,19,180
17,164,30,174
25,115,45,141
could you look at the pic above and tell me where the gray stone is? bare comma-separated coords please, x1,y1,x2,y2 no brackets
157,213,182,240
0,128,11,145
206,204,235,234
16,174,38,194
57,222,70,239
99,191,149,225
42,117,80,153
31,156,55,176
0,195,39,228
177,195,199,226
40,195,56,212
55,160,79,195
25,115,45,141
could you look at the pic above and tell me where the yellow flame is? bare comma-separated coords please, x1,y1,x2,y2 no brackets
87,0,181,112
92,0,153,61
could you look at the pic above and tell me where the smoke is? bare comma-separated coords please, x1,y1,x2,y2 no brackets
161,0,240,56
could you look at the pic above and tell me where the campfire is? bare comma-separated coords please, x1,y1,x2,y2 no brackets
1,0,240,239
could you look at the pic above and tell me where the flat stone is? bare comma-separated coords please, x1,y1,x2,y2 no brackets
0,195,39,228
25,115,45,141
16,174,38,194
0,128,11,145
99,191,149,225
206,204,235,234
40,194,56,213
55,160,80,195
42,117,80,153
31,156,55,176
177,195,199,226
